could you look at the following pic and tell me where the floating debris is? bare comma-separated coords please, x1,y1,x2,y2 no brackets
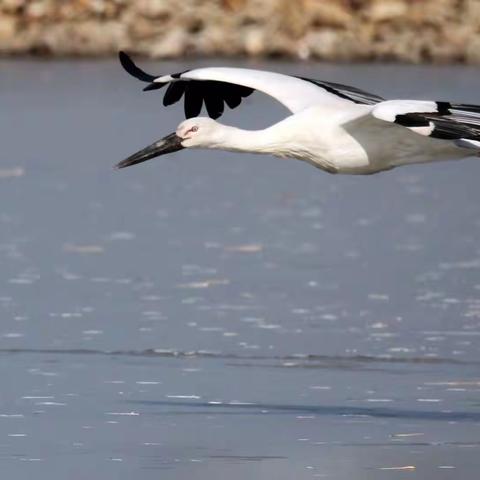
166,395,201,400
368,293,390,301
108,231,136,241
105,412,139,416
379,465,416,471
225,244,263,253
63,243,104,254
177,279,230,289
0,167,24,179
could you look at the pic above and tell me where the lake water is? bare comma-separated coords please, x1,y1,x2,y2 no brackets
1,58,480,479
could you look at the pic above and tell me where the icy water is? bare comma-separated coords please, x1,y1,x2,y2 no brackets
1,58,480,479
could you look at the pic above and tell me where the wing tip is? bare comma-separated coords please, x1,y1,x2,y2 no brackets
118,50,134,75
143,83,164,92
118,50,157,83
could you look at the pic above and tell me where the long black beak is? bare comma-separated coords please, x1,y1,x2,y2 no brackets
116,133,184,169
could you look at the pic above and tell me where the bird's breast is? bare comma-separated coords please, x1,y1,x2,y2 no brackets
286,126,372,174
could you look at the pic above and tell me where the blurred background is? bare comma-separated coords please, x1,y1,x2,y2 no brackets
1,0,480,62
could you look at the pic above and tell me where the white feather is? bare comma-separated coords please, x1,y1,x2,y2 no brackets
371,100,438,122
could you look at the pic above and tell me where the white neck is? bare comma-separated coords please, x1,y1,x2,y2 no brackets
208,124,287,156
187,119,338,173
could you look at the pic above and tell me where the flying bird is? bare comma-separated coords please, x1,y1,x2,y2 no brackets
117,51,480,175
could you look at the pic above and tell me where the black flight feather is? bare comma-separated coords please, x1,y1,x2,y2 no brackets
163,82,186,106
203,82,224,119
119,51,255,119
143,82,165,92
184,83,203,118
238,85,254,97
118,51,157,83
223,90,242,109
300,77,384,105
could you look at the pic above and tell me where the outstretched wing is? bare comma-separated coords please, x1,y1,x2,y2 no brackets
371,100,480,148
119,52,383,120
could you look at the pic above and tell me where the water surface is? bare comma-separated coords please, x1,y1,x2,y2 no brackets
1,58,480,479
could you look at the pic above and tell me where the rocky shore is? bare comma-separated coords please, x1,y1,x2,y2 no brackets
1,0,480,63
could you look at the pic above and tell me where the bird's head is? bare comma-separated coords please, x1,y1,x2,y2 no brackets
176,117,221,148
116,117,221,169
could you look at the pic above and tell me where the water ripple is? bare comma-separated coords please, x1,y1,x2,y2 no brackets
128,399,480,422
0,347,477,366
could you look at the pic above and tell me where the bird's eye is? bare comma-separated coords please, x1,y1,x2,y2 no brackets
190,126,198,133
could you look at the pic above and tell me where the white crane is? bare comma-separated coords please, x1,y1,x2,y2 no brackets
117,52,480,175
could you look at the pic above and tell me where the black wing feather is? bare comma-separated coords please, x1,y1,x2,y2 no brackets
184,83,203,118
223,90,242,109
119,52,253,119
237,85,255,98
163,82,186,106
203,82,224,119
143,83,165,92
300,77,384,105
395,102,480,142
119,51,157,83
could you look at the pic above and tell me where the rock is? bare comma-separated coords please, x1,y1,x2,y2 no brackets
0,0,479,63
41,21,124,55
243,27,266,56
136,0,174,19
0,15,17,45
149,29,188,58
304,0,353,28
1,0,25,14
410,0,458,26
364,0,407,22
465,34,480,63
465,0,480,29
